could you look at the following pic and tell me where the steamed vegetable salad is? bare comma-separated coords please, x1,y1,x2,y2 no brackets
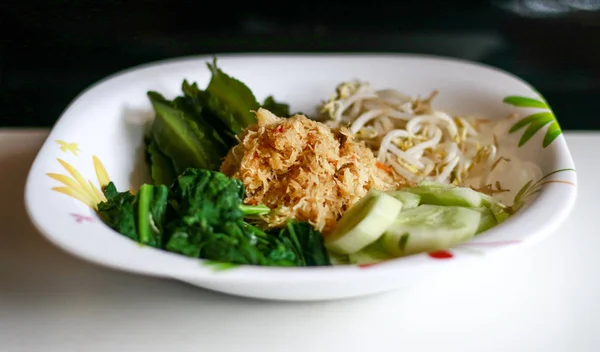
101,60,332,267
97,58,510,267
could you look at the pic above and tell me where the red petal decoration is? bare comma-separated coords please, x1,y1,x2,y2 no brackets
428,250,453,259
357,260,390,268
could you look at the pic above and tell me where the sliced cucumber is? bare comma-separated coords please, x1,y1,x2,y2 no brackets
415,181,510,223
325,190,403,255
418,180,451,189
381,204,481,256
406,183,484,208
348,241,393,265
475,192,510,223
479,192,498,207
386,191,421,209
471,206,497,234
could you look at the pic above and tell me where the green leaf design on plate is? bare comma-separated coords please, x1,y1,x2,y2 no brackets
512,179,533,208
517,112,555,147
503,96,549,109
508,111,552,133
503,95,562,148
508,168,576,213
543,121,562,148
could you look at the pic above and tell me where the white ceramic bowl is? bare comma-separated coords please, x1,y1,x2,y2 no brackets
25,54,577,301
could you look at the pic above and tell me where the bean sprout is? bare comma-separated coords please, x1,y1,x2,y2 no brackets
318,81,520,192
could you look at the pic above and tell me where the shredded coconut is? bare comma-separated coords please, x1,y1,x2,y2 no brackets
220,108,403,233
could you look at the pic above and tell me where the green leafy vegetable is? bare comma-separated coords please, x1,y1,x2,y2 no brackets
261,96,291,117
148,91,228,173
267,220,331,266
145,137,177,187
239,204,271,215
98,183,137,240
98,182,169,248
97,168,331,267
181,80,239,145
164,169,261,262
136,184,169,247
205,58,260,128
143,57,290,187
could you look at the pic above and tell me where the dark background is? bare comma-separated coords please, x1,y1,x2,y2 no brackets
2,0,600,129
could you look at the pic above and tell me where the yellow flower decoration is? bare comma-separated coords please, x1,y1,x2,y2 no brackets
47,156,111,210
55,140,81,156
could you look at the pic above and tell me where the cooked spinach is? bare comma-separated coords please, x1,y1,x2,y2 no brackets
98,183,137,240
266,220,331,266
136,184,169,248
97,168,331,267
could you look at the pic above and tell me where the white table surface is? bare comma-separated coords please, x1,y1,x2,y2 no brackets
1,129,598,352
